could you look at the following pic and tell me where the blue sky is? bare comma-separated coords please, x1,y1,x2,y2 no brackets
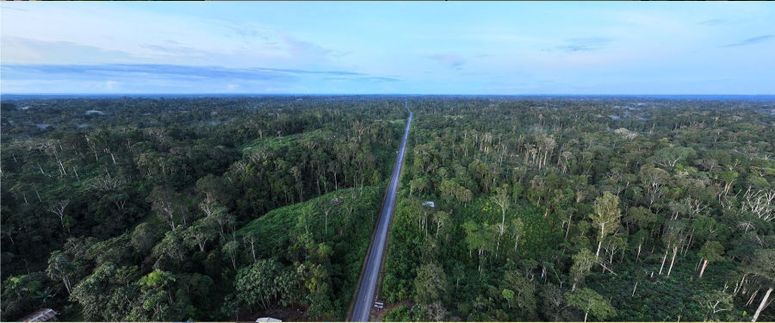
1,2,774,94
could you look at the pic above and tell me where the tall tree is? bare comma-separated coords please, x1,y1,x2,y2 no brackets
491,185,511,252
414,262,448,305
748,249,774,322
46,250,76,294
698,241,724,279
570,248,596,291
564,288,616,322
589,192,622,259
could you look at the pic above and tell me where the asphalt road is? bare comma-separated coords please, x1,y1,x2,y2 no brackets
349,106,413,322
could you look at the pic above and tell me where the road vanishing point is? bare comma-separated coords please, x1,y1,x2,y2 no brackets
348,104,413,322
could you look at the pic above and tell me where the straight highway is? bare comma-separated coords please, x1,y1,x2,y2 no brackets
349,104,413,322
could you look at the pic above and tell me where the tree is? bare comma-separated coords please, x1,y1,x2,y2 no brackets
70,263,140,321
431,210,450,239
564,288,616,322
502,288,515,305
181,218,217,253
200,196,234,239
539,283,564,321
152,231,187,266
1,273,48,321
414,262,448,305
148,186,182,231
424,302,448,321
570,248,596,291
660,220,687,277
741,188,775,222
130,269,192,321
501,270,537,318
491,185,511,252
410,176,429,196
46,250,76,294
297,262,334,320
652,146,695,169
511,218,525,257
463,221,493,273
439,179,472,206
131,222,161,253
234,259,297,311
698,241,724,279
589,192,621,259
748,249,774,322
694,290,734,321
196,174,232,205
640,166,669,208
602,233,627,267
718,170,738,198
222,239,240,270
47,199,70,232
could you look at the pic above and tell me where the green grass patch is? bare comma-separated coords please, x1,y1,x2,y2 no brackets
236,185,384,319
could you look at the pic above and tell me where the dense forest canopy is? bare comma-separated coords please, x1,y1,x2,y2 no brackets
1,96,774,322
383,97,775,322
1,96,403,321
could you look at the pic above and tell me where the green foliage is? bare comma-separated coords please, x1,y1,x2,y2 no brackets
234,259,299,310
570,248,596,289
699,241,725,263
2,96,774,322
564,288,616,321
236,186,383,319
414,262,448,305
69,263,140,321
381,97,774,322
0,273,49,321
501,270,538,319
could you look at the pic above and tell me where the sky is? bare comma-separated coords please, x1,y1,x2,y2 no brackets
1,2,774,95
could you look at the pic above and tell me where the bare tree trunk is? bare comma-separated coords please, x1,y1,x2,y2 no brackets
752,287,773,322
250,239,256,262
63,277,72,295
595,223,605,258
636,242,642,262
667,246,678,277
631,281,638,297
659,247,668,275
699,259,708,278
747,290,760,307
734,274,748,295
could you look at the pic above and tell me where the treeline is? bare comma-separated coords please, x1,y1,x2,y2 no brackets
382,98,774,321
1,96,404,321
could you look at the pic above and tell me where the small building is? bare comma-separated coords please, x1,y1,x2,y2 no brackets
256,317,282,322
20,308,58,322
422,201,436,208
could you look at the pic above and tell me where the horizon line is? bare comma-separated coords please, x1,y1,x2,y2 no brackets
4,93,775,97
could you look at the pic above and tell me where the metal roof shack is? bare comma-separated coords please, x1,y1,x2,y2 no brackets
20,308,58,322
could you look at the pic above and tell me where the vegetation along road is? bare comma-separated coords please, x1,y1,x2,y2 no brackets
349,104,413,322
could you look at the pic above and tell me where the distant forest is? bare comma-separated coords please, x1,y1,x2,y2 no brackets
1,96,773,322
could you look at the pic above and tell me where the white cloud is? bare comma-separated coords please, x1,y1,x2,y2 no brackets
0,4,342,70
